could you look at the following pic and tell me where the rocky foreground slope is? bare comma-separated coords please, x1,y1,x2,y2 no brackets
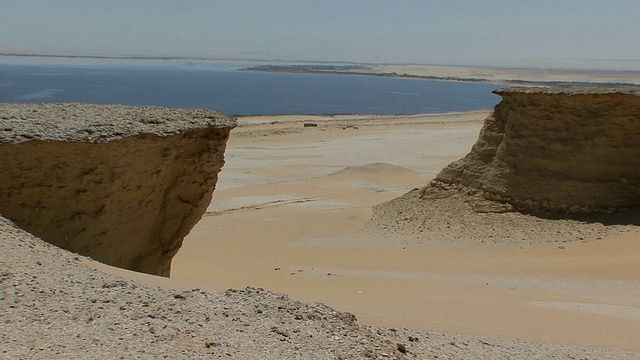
3,215,639,359
0,103,235,276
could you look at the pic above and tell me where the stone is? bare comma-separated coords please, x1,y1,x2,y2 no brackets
0,103,235,276
433,86,640,213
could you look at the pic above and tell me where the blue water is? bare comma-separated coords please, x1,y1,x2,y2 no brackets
0,58,500,115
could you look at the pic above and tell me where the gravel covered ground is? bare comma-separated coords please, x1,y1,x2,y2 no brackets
0,103,235,144
3,215,640,359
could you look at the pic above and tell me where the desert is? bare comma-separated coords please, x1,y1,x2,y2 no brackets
170,96,640,352
3,0,640,358
2,92,640,359
243,62,640,86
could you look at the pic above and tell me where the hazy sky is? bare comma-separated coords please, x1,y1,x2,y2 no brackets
1,0,639,66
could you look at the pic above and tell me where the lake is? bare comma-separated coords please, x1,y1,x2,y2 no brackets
0,57,501,115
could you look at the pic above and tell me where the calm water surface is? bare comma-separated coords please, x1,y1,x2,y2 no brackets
0,58,501,115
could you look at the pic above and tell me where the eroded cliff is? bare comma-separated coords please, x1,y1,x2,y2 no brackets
434,86,640,213
0,103,235,276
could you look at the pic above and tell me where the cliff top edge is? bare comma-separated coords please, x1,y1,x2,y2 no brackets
0,103,236,144
494,86,640,96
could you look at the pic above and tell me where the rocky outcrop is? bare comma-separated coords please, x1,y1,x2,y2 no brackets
0,103,235,276
434,86,640,213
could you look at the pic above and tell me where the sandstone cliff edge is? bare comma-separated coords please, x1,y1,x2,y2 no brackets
434,86,640,214
0,103,236,276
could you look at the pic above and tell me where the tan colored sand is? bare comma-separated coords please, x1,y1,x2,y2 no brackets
103,111,640,352
356,64,640,85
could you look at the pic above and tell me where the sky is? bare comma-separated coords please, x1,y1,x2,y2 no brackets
1,0,640,67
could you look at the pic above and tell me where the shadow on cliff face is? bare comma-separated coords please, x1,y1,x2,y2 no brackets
519,206,640,227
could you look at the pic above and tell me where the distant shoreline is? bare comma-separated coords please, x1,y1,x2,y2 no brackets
3,52,638,87
0,52,357,65
242,64,640,87
242,64,507,85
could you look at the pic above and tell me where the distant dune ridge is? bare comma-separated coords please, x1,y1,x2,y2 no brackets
0,103,236,276
330,163,418,176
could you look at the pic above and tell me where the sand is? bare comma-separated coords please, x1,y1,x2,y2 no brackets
5,213,638,359
136,111,640,352
353,64,640,85
5,109,637,358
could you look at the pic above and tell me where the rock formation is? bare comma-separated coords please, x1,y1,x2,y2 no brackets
433,86,640,213
0,103,235,276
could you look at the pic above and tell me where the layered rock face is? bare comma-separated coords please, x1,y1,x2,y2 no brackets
434,87,640,213
0,103,235,276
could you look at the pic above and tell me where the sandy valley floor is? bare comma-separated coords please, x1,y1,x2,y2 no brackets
107,111,640,352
